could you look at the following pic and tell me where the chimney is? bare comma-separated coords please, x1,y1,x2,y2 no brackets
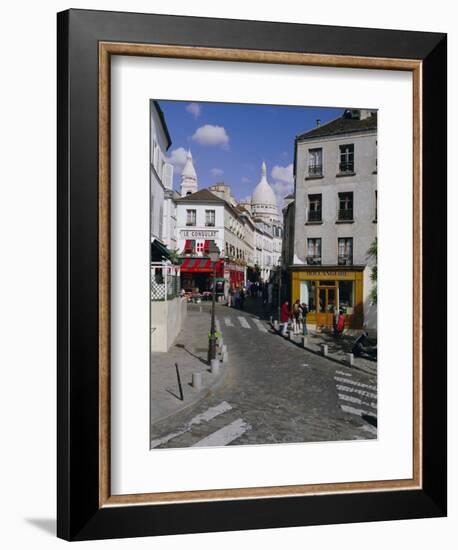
316,119,321,127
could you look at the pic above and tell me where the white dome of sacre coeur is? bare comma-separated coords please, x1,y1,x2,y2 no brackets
251,162,279,221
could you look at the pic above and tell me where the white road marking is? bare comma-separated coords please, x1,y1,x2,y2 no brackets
192,418,251,447
253,319,268,333
341,404,377,419
224,317,234,327
360,424,378,435
335,370,352,377
338,393,377,410
151,401,232,448
336,384,377,400
334,376,377,391
238,316,251,329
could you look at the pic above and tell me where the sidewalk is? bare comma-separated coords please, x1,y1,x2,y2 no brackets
151,303,226,424
273,324,377,376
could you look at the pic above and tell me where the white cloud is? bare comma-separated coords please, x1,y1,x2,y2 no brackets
210,168,224,177
167,147,188,170
186,102,201,118
191,124,230,148
271,163,294,208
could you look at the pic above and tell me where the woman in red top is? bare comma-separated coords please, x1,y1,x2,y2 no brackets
280,301,290,335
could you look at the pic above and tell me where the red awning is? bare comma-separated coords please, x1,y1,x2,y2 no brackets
180,257,224,274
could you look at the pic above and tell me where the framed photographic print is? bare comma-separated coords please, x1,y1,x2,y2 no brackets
57,9,447,541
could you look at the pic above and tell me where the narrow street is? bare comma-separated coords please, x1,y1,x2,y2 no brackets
151,298,377,448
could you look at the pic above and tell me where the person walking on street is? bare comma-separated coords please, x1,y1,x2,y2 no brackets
301,302,309,335
239,287,245,310
292,299,301,334
280,300,290,335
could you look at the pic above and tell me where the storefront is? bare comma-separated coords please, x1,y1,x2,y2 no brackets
290,266,365,329
224,261,245,288
180,257,224,294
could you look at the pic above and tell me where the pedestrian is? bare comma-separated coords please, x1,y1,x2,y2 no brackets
239,287,245,310
335,309,345,337
227,285,233,307
280,300,290,335
292,299,301,334
301,302,309,335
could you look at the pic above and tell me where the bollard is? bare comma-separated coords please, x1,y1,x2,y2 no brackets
274,320,279,330
220,344,227,355
302,335,308,348
288,331,293,340
347,353,354,367
320,343,328,357
222,351,228,363
218,337,224,348
192,372,203,390
210,358,220,374
269,315,273,324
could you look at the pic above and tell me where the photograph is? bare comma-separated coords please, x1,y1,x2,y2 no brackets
149,100,378,449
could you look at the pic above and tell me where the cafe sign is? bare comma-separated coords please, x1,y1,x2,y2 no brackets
180,229,220,238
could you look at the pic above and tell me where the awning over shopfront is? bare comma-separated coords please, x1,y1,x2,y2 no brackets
151,238,173,262
180,257,224,275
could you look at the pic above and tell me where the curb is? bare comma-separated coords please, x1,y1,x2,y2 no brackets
270,324,377,376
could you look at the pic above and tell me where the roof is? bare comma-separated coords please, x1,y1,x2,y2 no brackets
296,112,377,141
175,188,226,204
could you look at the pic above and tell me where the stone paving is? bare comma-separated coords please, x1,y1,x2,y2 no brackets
151,297,378,449
150,303,226,423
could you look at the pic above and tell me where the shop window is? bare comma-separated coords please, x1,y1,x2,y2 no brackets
339,280,354,314
306,238,321,265
300,280,316,313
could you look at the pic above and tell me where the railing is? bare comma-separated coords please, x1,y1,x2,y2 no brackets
308,165,323,176
306,255,322,265
339,162,354,174
151,262,181,301
338,208,353,221
338,255,353,266
308,210,322,222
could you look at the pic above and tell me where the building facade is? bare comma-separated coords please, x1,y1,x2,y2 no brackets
286,109,377,331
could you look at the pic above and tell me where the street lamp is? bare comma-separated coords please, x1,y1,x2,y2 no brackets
207,241,220,363
277,257,282,323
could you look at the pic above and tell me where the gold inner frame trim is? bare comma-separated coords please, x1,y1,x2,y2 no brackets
98,41,422,508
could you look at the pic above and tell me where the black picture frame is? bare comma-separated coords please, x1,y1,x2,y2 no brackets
57,8,447,541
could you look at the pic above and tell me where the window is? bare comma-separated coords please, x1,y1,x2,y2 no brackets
308,148,323,176
186,209,196,226
339,144,354,173
338,237,353,265
308,194,322,222
306,238,322,265
338,192,353,221
196,241,204,253
205,209,215,227
338,281,354,312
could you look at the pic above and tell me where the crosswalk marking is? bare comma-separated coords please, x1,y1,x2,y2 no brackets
341,404,377,419
336,384,377,400
224,317,234,327
334,376,377,391
335,370,352,377
192,418,251,447
253,319,268,333
151,401,232,448
238,316,251,329
338,393,377,410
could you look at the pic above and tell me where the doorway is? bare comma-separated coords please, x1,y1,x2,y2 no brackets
316,281,337,327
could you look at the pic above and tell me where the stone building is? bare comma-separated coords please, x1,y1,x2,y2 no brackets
284,108,377,331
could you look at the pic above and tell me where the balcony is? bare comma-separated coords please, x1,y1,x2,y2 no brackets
338,255,353,266
337,209,354,221
308,210,322,222
308,165,323,177
306,255,322,266
338,162,354,175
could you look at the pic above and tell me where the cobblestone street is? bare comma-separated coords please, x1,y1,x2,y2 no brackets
151,298,377,448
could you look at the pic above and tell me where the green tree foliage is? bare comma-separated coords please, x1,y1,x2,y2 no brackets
367,237,377,304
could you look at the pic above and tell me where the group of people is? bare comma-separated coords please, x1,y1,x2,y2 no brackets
227,285,246,309
280,299,309,336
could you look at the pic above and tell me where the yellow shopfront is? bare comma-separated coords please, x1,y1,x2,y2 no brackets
291,267,364,329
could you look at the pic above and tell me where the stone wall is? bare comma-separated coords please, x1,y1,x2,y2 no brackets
151,297,187,352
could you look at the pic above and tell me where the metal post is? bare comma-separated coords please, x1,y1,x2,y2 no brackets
208,263,217,363
277,265,282,323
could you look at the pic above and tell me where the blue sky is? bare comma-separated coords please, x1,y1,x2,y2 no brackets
157,100,344,207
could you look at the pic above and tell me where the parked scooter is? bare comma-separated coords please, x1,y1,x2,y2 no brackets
351,331,377,360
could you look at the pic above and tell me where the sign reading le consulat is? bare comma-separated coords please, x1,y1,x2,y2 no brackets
180,229,219,238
